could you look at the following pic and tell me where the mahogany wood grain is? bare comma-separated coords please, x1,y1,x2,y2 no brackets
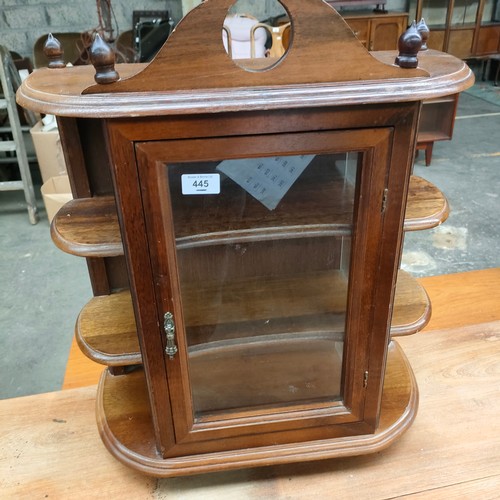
76,290,140,366
50,196,122,257
133,124,404,449
57,116,112,295
404,176,449,231
106,122,177,457
476,25,500,55
391,270,431,336
16,50,472,118
95,340,416,476
84,0,425,95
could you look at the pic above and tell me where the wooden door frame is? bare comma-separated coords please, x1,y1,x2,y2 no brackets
105,103,420,458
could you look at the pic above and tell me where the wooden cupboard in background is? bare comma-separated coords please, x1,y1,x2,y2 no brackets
410,0,500,58
341,11,408,50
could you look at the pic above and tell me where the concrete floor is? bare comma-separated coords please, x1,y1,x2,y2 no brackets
403,83,500,276
1,82,499,400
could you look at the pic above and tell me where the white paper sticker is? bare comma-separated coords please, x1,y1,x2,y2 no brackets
217,155,314,210
181,173,220,195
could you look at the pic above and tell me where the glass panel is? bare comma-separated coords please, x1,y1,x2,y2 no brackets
420,0,449,27
451,0,479,26
166,152,360,419
482,0,500,22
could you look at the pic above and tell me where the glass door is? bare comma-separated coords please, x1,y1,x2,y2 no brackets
167,152,357,418
135,127,395,455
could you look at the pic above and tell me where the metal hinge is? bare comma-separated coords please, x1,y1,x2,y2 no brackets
381,188,389,213
363,371,369,388
164,312,178,360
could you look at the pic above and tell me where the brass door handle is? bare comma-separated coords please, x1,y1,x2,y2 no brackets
164,312,178,359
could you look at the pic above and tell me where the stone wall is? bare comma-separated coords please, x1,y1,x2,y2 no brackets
0,0,183,59
1,0,409,60
181,0,409,17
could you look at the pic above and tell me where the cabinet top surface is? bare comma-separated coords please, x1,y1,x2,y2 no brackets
17,0,474,118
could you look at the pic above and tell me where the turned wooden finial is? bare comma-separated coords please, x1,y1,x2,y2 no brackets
395,22,423,69
417,18,430,51
89,33,119,84
43,33,65,68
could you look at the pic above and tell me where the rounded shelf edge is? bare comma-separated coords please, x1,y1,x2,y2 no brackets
95,341,417,477
50,196,124,258
76,290,141,367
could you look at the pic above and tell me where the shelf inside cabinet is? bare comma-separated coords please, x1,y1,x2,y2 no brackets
52,176,448,257
76,269,429,366
169,157,356,248
95,340,417,476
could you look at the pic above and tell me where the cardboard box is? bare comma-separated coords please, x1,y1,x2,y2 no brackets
41,175,72,222
30,121,67,183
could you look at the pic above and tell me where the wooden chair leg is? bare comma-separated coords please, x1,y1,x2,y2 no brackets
425,142,433,166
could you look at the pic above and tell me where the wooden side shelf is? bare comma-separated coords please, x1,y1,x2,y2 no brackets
50,196,123,257
76,290,141,366
52,176,448,258
76,269,429,366
404,176,449,231
96,340,417,476
391,270,431,336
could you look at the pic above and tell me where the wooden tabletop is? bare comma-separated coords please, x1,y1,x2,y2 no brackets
1,268,499,498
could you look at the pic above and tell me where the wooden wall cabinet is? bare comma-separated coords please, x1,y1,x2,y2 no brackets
411,0,500,58
18,0,473,477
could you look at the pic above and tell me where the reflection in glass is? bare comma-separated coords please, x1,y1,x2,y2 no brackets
166,153,360,419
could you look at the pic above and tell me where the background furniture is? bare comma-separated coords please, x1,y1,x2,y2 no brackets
410,0,500,59
416,93,460,166
0,46,38,224
18,0,473,478
342,10,408,50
